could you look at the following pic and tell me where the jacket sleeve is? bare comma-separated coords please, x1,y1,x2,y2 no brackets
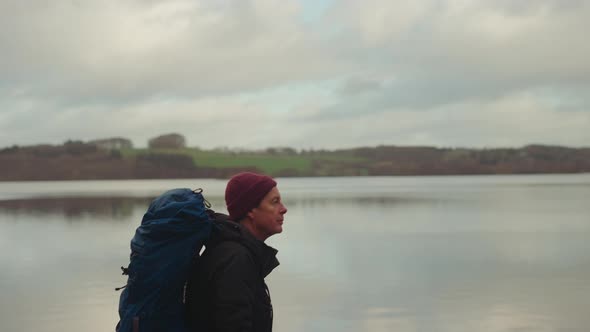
208,242,259,332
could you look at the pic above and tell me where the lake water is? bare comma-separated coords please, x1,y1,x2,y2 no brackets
1,175,589,332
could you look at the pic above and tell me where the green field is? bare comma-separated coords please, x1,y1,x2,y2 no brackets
120,148,366,175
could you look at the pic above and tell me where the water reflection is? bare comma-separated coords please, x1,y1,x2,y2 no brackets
284,195,440,208
0,195,437,220
1,175,590,332
0,197,152,220
271,229,590,332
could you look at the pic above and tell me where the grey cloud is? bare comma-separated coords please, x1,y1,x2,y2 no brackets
485,0,587,14
338,77,383,96
297,74,548,124
1,0,590,149
300,0,590,125
3,0,590,108
0,0,346,106
327,0,590,102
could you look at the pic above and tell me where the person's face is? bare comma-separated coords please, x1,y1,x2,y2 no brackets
247,187,288,241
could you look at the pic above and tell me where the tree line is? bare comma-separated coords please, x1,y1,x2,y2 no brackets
1,133,589,181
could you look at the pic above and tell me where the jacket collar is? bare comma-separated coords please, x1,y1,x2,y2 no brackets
211,212,280,278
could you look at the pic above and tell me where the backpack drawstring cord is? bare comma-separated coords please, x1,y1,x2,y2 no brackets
115,266,130,291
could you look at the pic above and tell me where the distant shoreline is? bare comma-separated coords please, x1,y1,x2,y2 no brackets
2,142,589,181
2,172,590,183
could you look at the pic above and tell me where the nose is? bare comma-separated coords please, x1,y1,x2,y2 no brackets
280,203,287,215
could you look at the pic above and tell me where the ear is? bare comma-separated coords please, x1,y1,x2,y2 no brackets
246,209,255,220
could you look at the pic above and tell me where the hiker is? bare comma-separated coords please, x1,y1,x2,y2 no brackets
186,172,288,332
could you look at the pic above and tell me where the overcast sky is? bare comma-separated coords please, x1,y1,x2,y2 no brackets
1,0,589,150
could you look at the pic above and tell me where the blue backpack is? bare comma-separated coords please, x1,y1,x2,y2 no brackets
116,188,214,332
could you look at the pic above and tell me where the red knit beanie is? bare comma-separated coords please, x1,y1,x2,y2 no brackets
225,172,277,221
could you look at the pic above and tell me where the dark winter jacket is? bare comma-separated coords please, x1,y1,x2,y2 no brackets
186,213,279,332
